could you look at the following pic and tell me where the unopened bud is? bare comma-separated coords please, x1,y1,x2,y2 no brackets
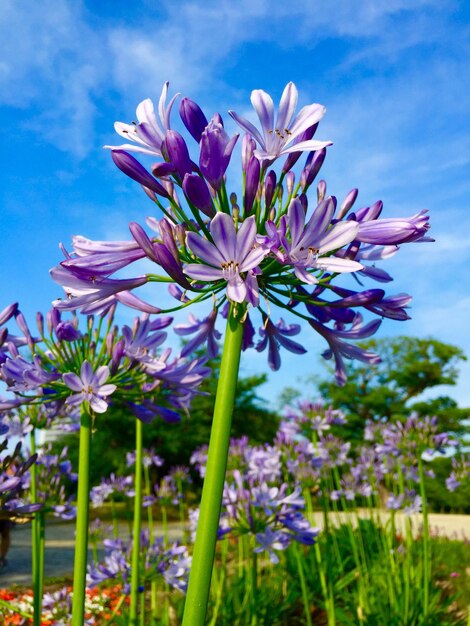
337,188,359,220
317,180,327,202
286,171,295,195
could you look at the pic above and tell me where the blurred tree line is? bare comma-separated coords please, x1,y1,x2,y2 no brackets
52,335,469,511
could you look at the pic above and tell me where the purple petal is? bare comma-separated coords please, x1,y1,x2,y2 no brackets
210,213,236,262
276,82,298,134
227,110,265,148
251,89,274,137
186,232,225,267
184,264,223,281
63,372,83,392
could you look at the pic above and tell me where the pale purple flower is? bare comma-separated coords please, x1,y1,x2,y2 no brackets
185,213,267,303
63,361,116,413
256,317,306,371
254,527,290,564
229,82,331,165
105,82,179,157
277,197,363,284
174,309,221,359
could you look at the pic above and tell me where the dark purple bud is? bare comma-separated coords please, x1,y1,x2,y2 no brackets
244,156,261,215
0,303,18,326
179,97,208,143
299,194,308,213
163,130,193,179
183,174,216,218
282,122,318,172
129,222,159,264
329,289,385,308
56,322,81,342
301,148,326,190
337,188,359,219
354,200,383,222
242,133,256,171
111,340,124,374
264,170,277,208
199,118,239,191
36,312,44,337
111,151,169,197
151,162,176,177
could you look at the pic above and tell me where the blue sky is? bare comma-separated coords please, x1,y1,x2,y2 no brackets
1,0,470,409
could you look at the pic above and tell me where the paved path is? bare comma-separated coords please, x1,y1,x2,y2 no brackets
1,513,468,587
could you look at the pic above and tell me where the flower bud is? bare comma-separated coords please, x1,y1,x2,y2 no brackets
179,97,208,143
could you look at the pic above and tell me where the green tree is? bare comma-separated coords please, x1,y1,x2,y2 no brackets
284,336,469,444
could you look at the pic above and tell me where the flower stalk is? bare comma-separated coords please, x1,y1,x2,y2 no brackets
71,407,93,626
130,417,143,626
182,304,245,626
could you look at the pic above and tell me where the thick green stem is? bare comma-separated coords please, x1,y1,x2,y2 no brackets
130,417,143,625
182,305,245,626
71,408,92,626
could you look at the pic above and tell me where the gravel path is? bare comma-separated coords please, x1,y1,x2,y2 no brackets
0,513,468,587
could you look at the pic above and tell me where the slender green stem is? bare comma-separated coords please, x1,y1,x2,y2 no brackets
418,455,430,615
144,464,158,621
182,304,245,626
130,417,143,626
71,407,93,626
30,429,43,626
294,544,313,626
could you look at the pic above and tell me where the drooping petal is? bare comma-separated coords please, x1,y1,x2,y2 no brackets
226,275,247,303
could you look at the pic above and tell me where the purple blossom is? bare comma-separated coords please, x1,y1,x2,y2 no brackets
256,316,306,371
174,309,221,359
105,82,179,157
63,361,116,413
199,115,239,191
185,213,267,303
229,82,331,165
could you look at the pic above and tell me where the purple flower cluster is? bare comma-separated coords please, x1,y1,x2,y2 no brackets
445,454,470,492
191,436,319,563
0,439,42,517
49,81,432,384
0,304,210,423
87,530,191,594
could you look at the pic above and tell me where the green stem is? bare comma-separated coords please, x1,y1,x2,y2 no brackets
295,544,312,626
182,304,245,626
30,430,43,626
71,407,93,626
130,417,144,626
418,455,430,615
